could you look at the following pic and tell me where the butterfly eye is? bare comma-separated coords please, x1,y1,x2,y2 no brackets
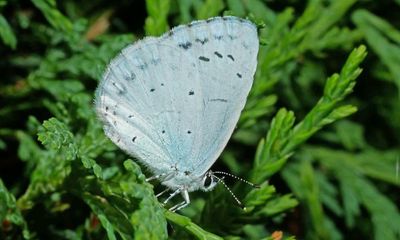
204,175,213,187
202,173,218,191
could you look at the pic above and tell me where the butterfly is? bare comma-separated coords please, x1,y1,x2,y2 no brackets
95,16,259,211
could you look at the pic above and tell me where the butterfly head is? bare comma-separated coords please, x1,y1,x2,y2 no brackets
200,171,219,192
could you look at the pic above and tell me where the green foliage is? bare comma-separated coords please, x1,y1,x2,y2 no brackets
80,160,168,240
252,46,365,182
195,0,225,20
145,0,170,36
165,211,223,240
353,9,400,94
1,0,399,239
0,14,17,49
31,0,73,32
0,180,30,239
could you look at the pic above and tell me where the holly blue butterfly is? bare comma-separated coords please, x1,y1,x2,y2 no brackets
95,16,259,211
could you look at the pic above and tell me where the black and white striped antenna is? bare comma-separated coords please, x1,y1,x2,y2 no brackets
212,171,260,209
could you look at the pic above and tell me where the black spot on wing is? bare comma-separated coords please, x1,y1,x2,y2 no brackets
199,56,210,62
124,72,136,81
214,51,223,58
112,82,126,94
210,98,228,103
178,41,192,50
138,63,147,70
195,38,208,45
228,35,238,40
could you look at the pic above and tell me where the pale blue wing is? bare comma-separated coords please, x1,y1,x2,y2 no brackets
96,16,259,179
161,16,259,175
95,39,204,175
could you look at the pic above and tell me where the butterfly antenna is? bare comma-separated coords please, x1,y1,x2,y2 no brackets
213,171,260,188
213,175,244,209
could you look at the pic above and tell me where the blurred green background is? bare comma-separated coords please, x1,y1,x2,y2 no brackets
0,0,399,239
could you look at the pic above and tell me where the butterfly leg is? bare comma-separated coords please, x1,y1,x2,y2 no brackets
146,172,169,181
169,190,190,212
156,188,170,198
163,188,181,205
147,170,176,182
